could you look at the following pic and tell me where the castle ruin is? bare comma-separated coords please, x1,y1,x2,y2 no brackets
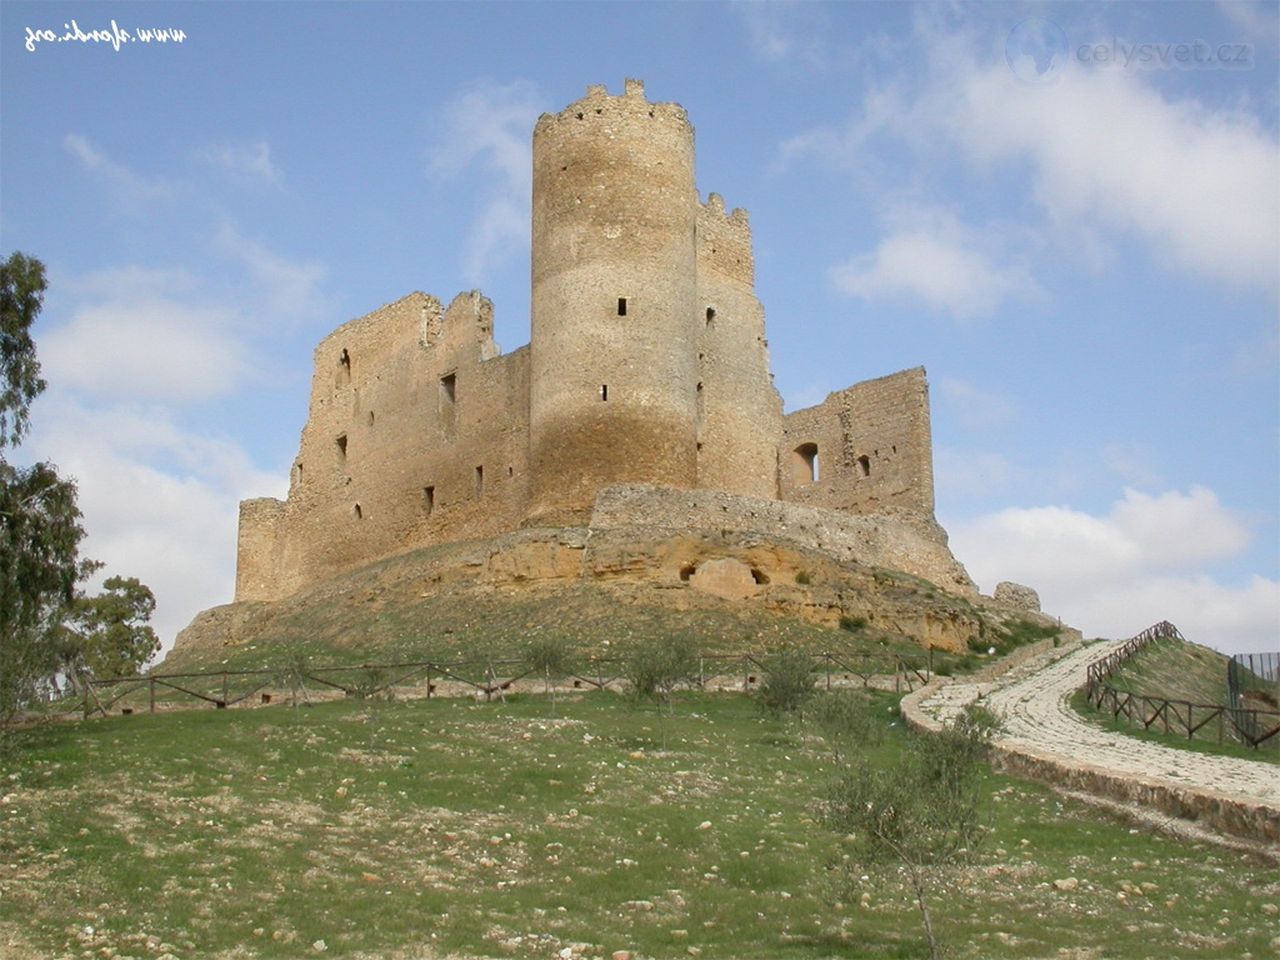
234,80,958,604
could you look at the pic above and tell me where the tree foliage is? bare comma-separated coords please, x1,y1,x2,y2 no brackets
821,704,1002,960
803,689,883,762
623,634,698,713
1,252,157,733
0,252,47,448
68,576,160,680
756,647,816,716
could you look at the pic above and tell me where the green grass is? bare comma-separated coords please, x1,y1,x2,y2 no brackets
2,691,1275,959
1105,637,1231,707
1069,688,1278,764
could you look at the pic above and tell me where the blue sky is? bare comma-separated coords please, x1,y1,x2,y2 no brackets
2,1,1276,656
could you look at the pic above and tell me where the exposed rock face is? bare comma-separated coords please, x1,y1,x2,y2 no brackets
994,581,1041,612
173,484,995,660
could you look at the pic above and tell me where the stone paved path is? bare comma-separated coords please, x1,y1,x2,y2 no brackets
914,638,1280,814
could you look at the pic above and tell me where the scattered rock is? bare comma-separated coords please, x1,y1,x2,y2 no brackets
1053,877,1079,892
312,940,327,953
698,821,712,831
624,900,655,912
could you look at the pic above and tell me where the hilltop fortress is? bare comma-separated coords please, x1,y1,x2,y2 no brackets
224,80,992,647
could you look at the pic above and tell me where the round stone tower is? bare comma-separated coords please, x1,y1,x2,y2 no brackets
527,79,701,524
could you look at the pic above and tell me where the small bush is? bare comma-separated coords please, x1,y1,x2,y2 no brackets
838,615,867,633
757,648,816,716
623,635,698,713
795,570,811,585
803,689,881,760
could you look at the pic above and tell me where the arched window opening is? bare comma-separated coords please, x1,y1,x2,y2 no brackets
793,442,819,485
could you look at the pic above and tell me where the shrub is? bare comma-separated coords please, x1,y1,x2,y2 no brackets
803,689,882,760
757,648,816,716
526,635,577,716
821,702,1002,960
838,615,867,633
794,570,812,585
623,635,698,714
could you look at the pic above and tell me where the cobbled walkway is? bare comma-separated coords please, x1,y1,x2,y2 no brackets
913,638,1280,822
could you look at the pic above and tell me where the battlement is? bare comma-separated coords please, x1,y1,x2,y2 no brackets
697,193,754,286
534,78,691,137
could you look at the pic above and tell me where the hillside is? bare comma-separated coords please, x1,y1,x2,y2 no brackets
161,525,1053,677
1105,635,1231,707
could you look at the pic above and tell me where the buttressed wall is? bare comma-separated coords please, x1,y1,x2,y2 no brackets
235,80,940,602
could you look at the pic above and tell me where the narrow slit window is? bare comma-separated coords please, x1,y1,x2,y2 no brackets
423,485,435,516
474,465,484,497
857,455,871,478
617,297,628,317
600,384,608,401
338,348,351,385
353,503,363,520
336,434,348,461
705,306,716,325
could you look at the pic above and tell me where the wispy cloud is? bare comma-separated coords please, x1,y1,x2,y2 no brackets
213,220,325,323
64,133,174,204
829,208,1041,321
196,140,282,185
426,80,543,284
938,377,1017,430
739,1,828,66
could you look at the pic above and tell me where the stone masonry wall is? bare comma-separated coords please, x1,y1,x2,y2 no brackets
236,291,530,600
779,367,934,515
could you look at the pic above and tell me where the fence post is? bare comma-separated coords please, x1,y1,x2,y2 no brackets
699,657,705,691
82,683,90,720
221,672,229,708
426,665,432,699
149,677,156,714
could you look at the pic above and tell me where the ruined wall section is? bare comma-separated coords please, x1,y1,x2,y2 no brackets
779,367,934,516
234,498,286,601
528,79,700,524
234,291,530,601
694,194,782,500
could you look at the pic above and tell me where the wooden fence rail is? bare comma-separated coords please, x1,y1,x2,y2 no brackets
1083,621,1279,750
66,649,933,720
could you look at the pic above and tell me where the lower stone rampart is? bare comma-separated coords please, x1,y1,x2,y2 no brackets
588,484,976,597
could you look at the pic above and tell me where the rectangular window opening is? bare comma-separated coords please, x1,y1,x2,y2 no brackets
600,384,608,401
423,485,435,516
336,434,348,460
617,297,628,317
474,465,484,498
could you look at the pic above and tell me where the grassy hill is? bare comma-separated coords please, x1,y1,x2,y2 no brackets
2,689,1275,959
1103,636,1231,707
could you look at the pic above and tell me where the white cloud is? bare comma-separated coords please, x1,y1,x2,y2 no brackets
426,80,542,284
949,485,1274,653
830,209,1041,321
38,268,247,403
64,133,173,204
27,398,286,656
213,221,325,322
938,377,1017,430
954,64,1278,295
196,141,281,185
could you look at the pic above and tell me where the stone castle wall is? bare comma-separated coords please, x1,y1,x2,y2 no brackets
779,367,934,515
234,81,949,604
